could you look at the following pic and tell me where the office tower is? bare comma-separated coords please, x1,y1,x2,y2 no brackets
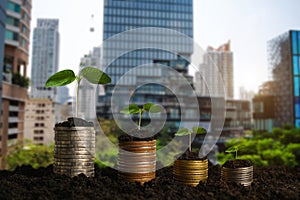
78,47,102,120
195,41,234,99
0,0,7,168
1,0,31,168
56,86,70,104
0,0,6,124
267,30,300,127
30,19,59,100
100,0,194,127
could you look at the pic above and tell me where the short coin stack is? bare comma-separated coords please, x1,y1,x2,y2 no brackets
221,166,253,186
53,126,95,177
174,159,208,186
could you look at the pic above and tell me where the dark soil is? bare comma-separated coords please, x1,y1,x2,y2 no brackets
176,150,207,160
118,129,154,142
0,164,299,199
223,159,252,168
55,117,94,128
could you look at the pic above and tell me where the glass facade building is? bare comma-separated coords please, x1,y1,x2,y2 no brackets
267,30,300,127
291,30,300,127
103,0,193,83
100,0,195,128
0,0,7,123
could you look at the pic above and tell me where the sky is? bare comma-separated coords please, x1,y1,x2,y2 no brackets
30,0,300,98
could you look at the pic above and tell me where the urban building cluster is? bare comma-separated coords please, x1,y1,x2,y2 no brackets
0,0,297,169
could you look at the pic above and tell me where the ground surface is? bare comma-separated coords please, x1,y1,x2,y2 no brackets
0,164,299,199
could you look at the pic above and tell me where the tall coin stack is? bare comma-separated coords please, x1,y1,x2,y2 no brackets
53,127,95,177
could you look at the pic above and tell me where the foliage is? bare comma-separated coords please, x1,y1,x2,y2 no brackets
12,72,30,88
4,140,53,171
120,103,162,130
174,126,206,152
45,67,111,117
217,127,300,167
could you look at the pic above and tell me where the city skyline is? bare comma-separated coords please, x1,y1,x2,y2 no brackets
29,0,300,98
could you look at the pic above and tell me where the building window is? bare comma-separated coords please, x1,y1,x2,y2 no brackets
7,2,21,13
21,38,26,47
5,30,19,41
22,12,28,20
22,26,27,34
6,16,20,27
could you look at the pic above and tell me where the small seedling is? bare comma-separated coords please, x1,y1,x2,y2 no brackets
225,144,241,159
45,67,111,117
120,103,162,130
175,126,206,152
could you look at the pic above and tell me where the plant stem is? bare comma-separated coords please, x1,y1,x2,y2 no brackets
75,78,80,118
189,133,191,152
138,111,142,130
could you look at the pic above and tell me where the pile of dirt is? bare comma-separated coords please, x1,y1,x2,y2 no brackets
0,164,299,199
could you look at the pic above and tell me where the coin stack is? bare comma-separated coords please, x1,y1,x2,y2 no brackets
118,140,156,184
53,126,95,177
221,166,253,186
174,159,208,186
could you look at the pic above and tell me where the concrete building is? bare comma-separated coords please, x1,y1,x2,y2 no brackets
30,19,59,100
24,98,55,145
195,41,234,99
1,0,31,168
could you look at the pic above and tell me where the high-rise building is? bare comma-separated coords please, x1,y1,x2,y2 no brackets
0,0,7,124
267,30,300,127
195,41,234,99
100,0,194,128
0,0,7,167
57,86,70,105
30,19,59,100
1,0,31,168
79,47,102,120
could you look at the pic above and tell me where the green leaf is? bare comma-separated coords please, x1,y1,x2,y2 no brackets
120,104,140,114
192,126,206,134
143,103,162,113
225,145,239,153
174,128,190,136
80,67,111,84
45,69,76,87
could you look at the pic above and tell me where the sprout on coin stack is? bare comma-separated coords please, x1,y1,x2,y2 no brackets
45,67,111,177
221,144,253,187
117,103,162,184
173,126,208,186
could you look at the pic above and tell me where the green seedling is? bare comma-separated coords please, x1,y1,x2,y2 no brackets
45,67,111,117
120,103,162,130
225,144,241,159
175,126,206,152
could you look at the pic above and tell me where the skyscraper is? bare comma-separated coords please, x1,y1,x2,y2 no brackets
195,40,234,99
30,19,59,100
267,30,300,127
0,0,6,124
0,0,6,168
100,0,194,127
79,47,102,120
1,0,31,169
